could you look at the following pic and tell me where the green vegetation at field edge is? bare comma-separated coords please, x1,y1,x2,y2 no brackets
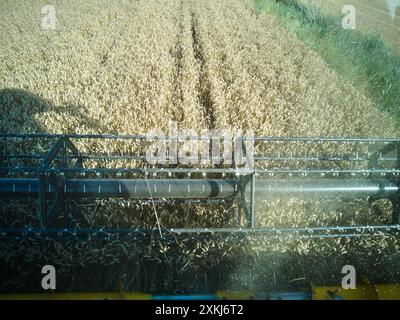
253,0,400,127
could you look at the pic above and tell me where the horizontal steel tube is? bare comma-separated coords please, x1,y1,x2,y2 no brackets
0,179,237,199
0,178,397,199
255,179,399,198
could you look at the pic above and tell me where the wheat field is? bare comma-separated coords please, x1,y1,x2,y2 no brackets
0,0,399,293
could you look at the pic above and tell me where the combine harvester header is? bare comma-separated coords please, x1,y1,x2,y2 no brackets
0,133,399,240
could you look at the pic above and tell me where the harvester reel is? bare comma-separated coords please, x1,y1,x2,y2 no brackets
0,133,399,240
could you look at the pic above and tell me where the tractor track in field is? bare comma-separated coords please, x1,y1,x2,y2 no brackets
171,1,185,123
190,11,216,130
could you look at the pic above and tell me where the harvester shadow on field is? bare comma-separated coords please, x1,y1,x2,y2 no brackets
0,88,107,133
